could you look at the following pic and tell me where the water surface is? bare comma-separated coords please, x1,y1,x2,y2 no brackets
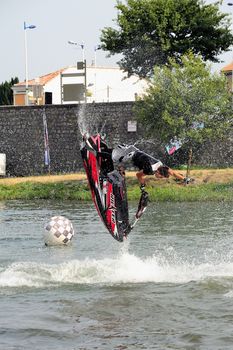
0,200,233,349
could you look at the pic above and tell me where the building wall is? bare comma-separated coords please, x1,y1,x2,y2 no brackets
14,94,25,106
49,66,148,104
85,66,148,103
12,66,149,106
0,102,232,177
44,75,61,104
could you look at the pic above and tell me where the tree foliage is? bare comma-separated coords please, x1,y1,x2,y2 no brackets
134,53,233,157
0,77,19,105
100,0,233,78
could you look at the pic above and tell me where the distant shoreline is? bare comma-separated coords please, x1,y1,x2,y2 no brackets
0,169,233,201
1,168,233,185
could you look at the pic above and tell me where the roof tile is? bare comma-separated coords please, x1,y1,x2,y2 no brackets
221,62,233,72
15,68,67,86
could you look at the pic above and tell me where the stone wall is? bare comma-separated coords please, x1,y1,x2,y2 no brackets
0,102,232,177
0,102,146,176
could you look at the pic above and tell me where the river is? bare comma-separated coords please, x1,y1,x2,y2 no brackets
0,199,233,349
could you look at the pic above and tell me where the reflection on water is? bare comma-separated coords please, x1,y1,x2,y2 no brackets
0,200,233,349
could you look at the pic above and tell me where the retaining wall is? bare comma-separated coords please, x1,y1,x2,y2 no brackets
0,102,143,176
0,102,232,177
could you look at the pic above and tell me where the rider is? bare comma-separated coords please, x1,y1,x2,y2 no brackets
111,144,191,191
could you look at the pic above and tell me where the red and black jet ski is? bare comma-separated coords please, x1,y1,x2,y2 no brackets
80,134,148,242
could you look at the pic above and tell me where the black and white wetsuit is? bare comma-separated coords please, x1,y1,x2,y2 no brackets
112,145,162,175
132,151,162,175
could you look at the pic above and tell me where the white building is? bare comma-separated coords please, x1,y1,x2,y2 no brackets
12,64,149,105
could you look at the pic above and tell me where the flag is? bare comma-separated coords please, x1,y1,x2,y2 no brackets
24,22,36,30
165,138,182,155
43,113,50,167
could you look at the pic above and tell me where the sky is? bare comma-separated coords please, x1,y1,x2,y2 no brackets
1,0,233,84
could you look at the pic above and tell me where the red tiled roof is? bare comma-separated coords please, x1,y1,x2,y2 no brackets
14,65,122,87
15,68,67,86
221,62,233,72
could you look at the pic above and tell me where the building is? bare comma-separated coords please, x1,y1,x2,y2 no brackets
12,64,149,106
221,61,233,91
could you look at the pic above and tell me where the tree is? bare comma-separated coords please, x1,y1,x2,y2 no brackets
134,53,233,169
100,0,233,78
0,77,19,105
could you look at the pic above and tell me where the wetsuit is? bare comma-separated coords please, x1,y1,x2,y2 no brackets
132,151,162,175
112,145,162,174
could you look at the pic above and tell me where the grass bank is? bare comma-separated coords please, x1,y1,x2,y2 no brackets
0,169,233,201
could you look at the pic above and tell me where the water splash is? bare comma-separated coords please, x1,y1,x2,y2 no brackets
77,104,87,135
76,104,106,138
133,139,157,148
2,251,233,289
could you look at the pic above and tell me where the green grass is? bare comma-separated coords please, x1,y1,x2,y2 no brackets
0,181,91,200
1,179,233,201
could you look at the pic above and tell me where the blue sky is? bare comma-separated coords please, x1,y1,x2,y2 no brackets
1,0,233,84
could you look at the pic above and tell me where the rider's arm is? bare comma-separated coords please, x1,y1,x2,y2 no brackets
168,168,185,181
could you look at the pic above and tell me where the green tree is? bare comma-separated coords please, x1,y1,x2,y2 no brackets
0,77,19,105
134,53,233,168
100,0,233,78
